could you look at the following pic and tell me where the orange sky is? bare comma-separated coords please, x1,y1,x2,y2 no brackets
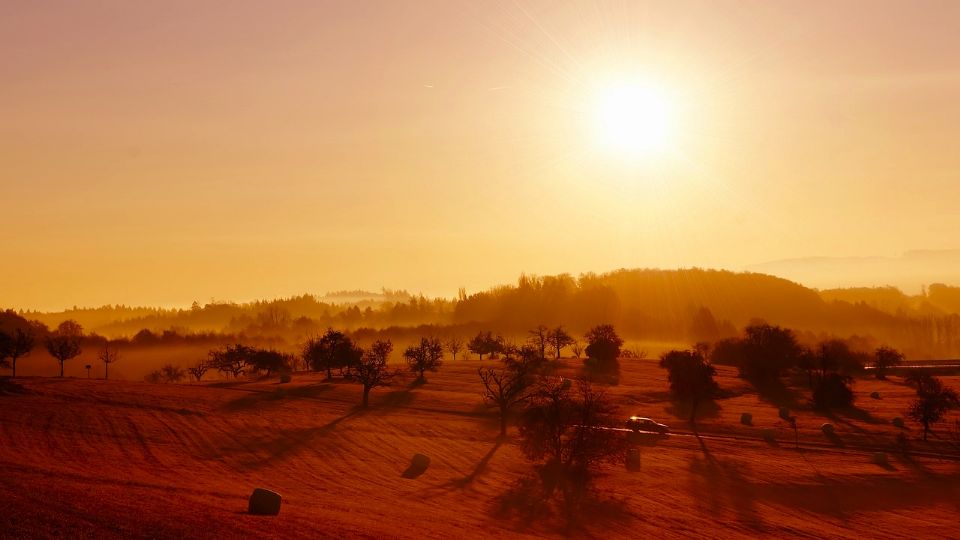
3,1,960,310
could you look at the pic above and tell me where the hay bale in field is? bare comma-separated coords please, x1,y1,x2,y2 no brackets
761,428,776,442
626,448,641,471
280,372,292,384
892,417,904,428
871,452,889,465
821,423,835,435
248,488,282,515
402,453,431,479
740,413,753,426
778,407,791,421
870,391,880,399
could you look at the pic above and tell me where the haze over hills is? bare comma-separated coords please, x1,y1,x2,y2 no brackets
746,250,960,294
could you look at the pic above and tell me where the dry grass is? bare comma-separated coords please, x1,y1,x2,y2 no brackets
0,354,958,538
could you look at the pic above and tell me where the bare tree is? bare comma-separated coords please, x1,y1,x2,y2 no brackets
478,363,533,437
355,339,398,407
528,325,549,361
570,339,583,359
404,337,444,382
44,320,83,377
546,326,575,360
98,342,120,380
445,336,463,361
187,360,210,382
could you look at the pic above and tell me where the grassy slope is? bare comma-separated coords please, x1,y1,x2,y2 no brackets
1,356,958,539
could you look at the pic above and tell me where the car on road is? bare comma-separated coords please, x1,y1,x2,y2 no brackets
626,416,670,434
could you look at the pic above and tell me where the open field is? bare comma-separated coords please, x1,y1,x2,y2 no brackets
1,356,958,538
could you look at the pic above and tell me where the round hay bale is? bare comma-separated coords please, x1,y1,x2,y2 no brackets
871,452,889,465
626,448,641,471
740,413,753,426
778,407,791,420
821,423,835,435
870,391,880,399
248,488,282,515
402,453,431,479
892,417,904,428
760,428,776,441
280,372,292,384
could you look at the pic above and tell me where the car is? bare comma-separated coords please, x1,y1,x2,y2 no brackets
625,416,670,434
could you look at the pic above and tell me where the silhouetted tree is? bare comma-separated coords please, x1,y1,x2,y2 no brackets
659,348,719,424
355,339,397,407
583,324,622,374
0,327,34,378
249,349,290,376
907,377,959,441
546,326,575,360
404,337,443,382
737,323,801,383
478,360,533,437
302,329,362,379
467,331,503,360
796,347,817,389
518,377,623,507
445,336,463,361
570,339,583,359
813,373,855,409
98,342,120,380
187,360,209,382
146,364,186,383
873,346,904,379
528,325,549,360
905,369,936,395
689,306,721,342
44,320,83,377
209,344,254,378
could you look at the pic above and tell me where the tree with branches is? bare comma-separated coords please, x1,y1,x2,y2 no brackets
98,342,120,380
659,348,719,425
445,336,463,361
528,325,549,361
355,339,398,407
908,377,959,441
404,337,444,382
873,346,903,379
546,326,575,360
44,320,83,377
478,359,534,437
187,360,210,382
0,327,35,378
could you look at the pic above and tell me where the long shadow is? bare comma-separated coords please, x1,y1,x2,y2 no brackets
369,388,416,413
491,471,632,535
751,378,804,410
222,383,334,411
665,398,721,424
453,440,502,488
227,407,364,469
689,434,765,531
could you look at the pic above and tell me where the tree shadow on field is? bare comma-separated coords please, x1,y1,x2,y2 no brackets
666,398,721,424
688,435,764,531
222,384,334,411
751,378,804,410
370,388,416,412
492,471,632,535
227,407,363,469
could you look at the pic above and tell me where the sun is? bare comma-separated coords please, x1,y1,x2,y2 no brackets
591,79,676,159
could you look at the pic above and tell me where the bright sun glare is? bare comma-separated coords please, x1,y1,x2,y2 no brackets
592,80,676,160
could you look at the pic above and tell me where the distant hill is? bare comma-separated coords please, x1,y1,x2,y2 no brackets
746,250,960,294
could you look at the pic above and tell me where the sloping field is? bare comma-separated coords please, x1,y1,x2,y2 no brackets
1,357,958,538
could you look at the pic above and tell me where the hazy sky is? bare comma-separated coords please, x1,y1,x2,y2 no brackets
3,1,960,310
